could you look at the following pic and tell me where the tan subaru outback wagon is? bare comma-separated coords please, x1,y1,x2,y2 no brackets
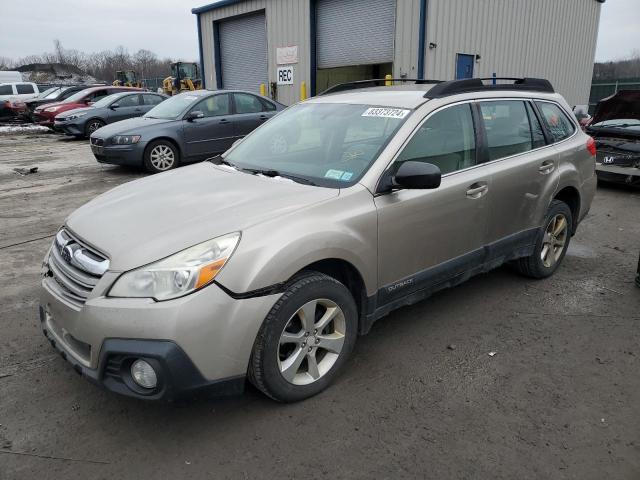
40,78,597,402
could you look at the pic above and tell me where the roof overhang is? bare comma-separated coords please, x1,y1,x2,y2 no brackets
192,0,246,15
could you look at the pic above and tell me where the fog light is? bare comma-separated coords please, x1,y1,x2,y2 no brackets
131,359,157,389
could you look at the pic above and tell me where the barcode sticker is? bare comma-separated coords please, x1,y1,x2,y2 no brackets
362,107,410,119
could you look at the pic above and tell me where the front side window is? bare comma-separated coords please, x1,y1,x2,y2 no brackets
16,84,35,94
234,93,263,114
396,103,476,175
115,94,139,107
224,102,409,187
536,102,576,142
480,100,536,160
193,94,230,117
90,90,111,102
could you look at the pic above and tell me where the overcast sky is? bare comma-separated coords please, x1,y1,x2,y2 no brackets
1,0,638,63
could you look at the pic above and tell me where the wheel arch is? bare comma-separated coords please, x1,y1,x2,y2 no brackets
553,185,581,233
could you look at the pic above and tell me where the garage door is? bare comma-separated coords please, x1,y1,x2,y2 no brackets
218,12,268,93
316,0,396,69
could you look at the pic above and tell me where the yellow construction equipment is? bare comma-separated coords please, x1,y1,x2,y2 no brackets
113,70,142,88
163,62,203,96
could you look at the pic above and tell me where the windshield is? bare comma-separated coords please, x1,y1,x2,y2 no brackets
63,89,93,103
224,102,410,188
591,118,640,130
144,93,198,120
37,87,59,99
91,93,125,109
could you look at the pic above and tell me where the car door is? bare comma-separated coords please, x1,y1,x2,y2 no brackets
108,94,142,123
232,93,275,137
477,99,559,259
182,93,235,159
375,102,491,305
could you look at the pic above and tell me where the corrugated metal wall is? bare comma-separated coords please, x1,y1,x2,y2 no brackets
197,0,601,106
423,0,601,106
198,0,309,106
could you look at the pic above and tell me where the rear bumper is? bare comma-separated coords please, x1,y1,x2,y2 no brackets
40,306,245,401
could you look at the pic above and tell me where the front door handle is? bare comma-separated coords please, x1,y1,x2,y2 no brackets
538,160,555,174
219,118,229,124
466,182,488,199
259,114,269,121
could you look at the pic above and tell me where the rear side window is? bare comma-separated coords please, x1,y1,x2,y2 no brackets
479,100,535,160
525,102,546,149
0,85,13,95
535,102,576,142
396,103,476,175
16,84,35,94
234,93,263,114
143,94,164,106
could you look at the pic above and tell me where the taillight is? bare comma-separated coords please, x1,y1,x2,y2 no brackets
586,137,596,156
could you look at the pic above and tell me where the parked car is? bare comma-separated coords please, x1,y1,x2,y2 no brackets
54,91,167,138
33,86,143,129
89,89,284,173
21,85,95,121
40,78,596,402
1,99,28,120
586,90,640,186
0,82,40,102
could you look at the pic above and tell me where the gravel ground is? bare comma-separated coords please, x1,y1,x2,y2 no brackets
0,131,638,479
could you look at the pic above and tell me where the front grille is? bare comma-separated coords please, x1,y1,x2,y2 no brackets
45,229,109,308
598,149,638,167
90,137,104,147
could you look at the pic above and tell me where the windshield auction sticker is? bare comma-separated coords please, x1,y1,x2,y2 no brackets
362,107,410,119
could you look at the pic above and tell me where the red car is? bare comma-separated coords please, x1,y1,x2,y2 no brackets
33,86,143,129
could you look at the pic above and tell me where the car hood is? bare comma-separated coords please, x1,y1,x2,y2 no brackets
91,116,175,138
35,101,82,113
592,90,640,126
66,162,338,271
57,106,92,119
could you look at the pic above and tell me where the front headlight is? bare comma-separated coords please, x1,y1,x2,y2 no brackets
112,135,141,145
108,232,240,301
43,106,59,113
66,112,87,121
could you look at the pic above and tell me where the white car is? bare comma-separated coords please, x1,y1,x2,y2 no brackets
0,82,40,102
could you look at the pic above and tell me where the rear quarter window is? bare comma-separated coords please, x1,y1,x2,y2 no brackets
536,102,576,143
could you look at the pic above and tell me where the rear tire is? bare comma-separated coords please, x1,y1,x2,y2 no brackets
143,140,180,174
514,200,572,279
249,272,358,402
84,119,105,138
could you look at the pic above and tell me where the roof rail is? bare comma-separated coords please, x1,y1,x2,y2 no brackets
319,78,443,96
424,77,554,98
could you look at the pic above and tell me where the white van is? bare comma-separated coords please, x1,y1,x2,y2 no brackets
0,71,23,83
0,82,40,102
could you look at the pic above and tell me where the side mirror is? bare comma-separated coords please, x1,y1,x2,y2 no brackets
186,110,204,121
393,161,442,190
110,103,120,109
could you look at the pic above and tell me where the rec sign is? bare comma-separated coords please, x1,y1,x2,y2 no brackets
277,66,294,85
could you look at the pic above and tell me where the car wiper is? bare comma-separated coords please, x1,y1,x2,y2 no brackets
244,168,317,186
209,156,238,169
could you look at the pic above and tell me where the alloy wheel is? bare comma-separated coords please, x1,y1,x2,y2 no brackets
87,121,102,133
149,145,175,171
277,298,346,386
541,213,568,268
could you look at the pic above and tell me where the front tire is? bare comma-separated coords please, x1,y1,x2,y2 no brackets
249,272,358,402
514,200,573,279
144,140,180,174
84,119,105,138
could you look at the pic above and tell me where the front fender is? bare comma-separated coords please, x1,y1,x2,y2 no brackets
215,185,378,297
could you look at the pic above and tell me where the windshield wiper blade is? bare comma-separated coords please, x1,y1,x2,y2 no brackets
208,156,238,168
244,168,317,186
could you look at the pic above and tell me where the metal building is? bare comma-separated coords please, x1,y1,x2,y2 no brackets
192,0,604,106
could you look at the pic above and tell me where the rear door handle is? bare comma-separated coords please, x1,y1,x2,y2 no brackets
538,160,555,174
219,118,229,124
466,182,488,199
